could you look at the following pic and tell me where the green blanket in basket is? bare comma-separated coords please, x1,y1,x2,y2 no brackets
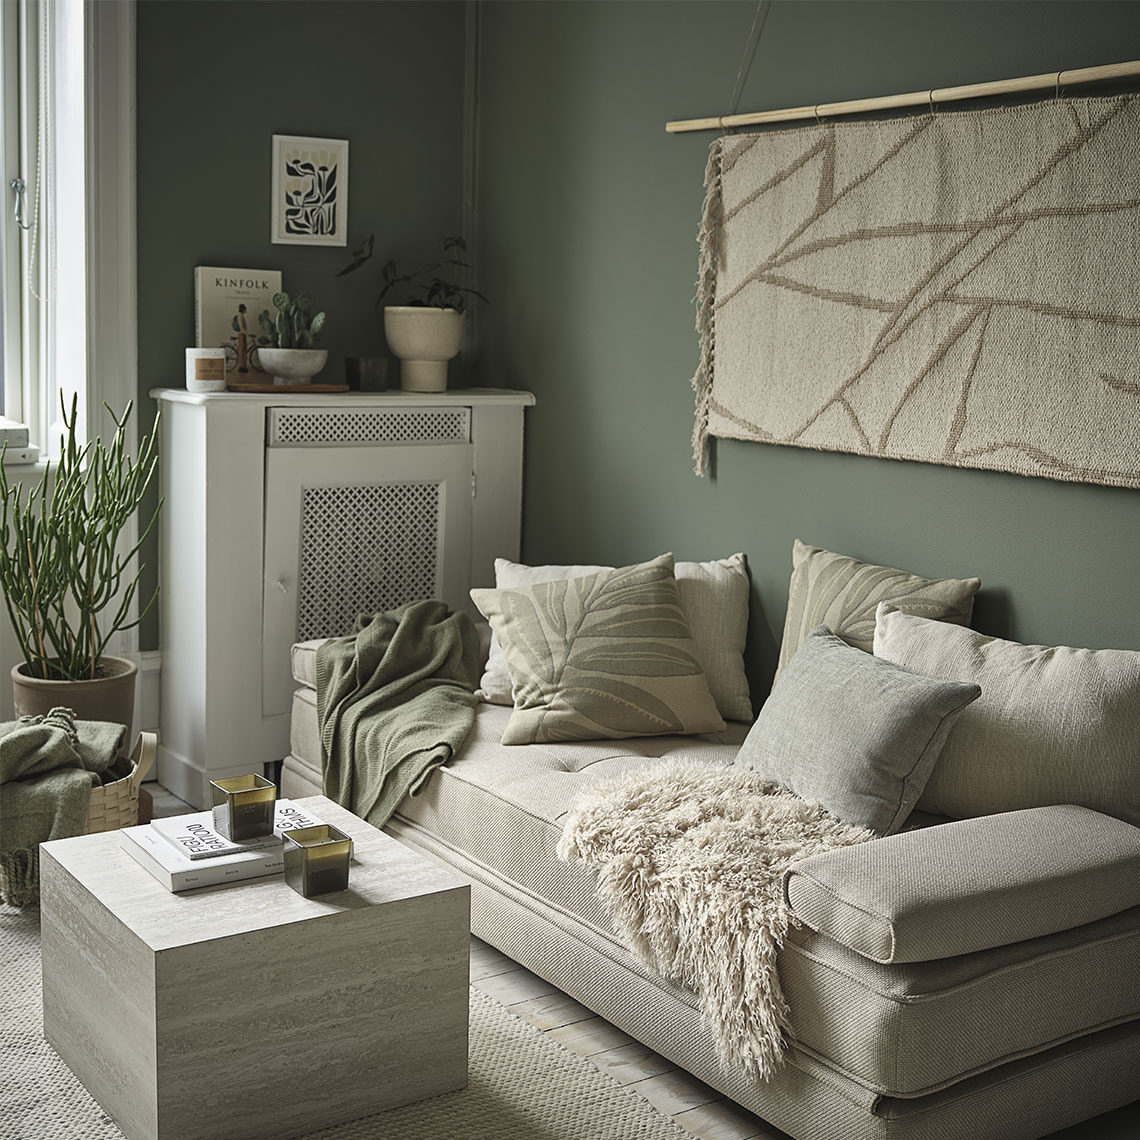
0,708,127,906
317,600,481,829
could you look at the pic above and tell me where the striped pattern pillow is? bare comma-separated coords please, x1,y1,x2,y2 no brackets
776,541,980,676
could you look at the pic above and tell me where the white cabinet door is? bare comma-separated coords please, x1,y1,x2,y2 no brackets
261,442,474,719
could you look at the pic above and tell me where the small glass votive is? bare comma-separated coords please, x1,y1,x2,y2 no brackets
210,774,277,841
283,825,352,897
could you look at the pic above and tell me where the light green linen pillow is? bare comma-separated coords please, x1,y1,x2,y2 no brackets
736,625,980,835
471,554,726,745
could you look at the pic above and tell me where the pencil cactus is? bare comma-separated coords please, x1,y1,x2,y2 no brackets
257,291,327,350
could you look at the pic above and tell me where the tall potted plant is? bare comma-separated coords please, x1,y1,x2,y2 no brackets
0,397,161,729
337,235,487,392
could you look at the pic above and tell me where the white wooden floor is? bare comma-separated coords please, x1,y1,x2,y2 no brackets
147,781,780,1139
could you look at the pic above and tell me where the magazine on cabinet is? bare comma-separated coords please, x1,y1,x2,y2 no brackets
150,800,327,861
194,266,282,383
119,825,285,892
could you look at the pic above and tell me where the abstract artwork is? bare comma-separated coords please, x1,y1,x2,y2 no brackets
271,134,349,246
691,96,1140,488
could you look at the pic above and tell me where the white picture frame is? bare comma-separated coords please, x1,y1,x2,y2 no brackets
271,134,349,246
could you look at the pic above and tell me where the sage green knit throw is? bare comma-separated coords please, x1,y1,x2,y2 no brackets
0,708,127,906
317,601,481,829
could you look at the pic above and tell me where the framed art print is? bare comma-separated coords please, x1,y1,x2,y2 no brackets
271,134,348,246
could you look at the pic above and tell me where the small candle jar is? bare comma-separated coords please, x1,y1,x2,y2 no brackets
283,825,352,897
210,774,277,841
185,347,226,393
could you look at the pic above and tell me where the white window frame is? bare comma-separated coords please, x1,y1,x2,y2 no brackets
1,0,136,456
0,0,139,716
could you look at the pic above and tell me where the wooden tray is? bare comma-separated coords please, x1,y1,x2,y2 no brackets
225,380,349,394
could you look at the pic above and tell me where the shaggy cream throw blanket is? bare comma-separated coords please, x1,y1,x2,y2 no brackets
558,761,873,1078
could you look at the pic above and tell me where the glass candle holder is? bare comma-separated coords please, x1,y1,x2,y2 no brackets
283,825,352,897
210,774,277,841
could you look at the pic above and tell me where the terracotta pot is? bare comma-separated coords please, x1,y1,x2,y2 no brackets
11,655,137,738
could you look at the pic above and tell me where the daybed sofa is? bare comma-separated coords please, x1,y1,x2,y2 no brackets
280,546,1140,1140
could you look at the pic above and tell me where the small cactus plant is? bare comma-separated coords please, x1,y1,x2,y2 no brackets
257,291,327,349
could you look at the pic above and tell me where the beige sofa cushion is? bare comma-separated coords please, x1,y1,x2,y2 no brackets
777,540,980,676
786,805,1140,963
477,554,752,722
471,554,725,745
874,605,1140,824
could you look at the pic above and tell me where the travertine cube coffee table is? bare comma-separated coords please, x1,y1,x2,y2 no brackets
39,795,469,1140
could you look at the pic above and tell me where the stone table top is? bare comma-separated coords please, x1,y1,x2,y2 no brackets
40,795,466,951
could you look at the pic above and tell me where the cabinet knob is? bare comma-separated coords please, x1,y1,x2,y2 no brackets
274,579,288,596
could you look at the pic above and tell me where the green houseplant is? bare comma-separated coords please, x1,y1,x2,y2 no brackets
256,291,329,385
0,397,161,724
338,235,487,392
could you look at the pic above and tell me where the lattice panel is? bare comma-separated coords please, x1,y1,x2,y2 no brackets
269,408,469,447
297,482,442,640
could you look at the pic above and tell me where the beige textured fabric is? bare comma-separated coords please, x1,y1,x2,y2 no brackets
692,97,1140,491
776,540,978,675
471,554,725,744
477,555,752,721
785,805,1140,963
874,605,1140,823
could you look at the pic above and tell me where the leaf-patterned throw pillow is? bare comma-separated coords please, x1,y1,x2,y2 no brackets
471,554,726,745
775,541,981,678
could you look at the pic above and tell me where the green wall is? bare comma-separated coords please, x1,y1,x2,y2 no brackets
135,1,1140,699
474,0,1140,701
135,0,467,648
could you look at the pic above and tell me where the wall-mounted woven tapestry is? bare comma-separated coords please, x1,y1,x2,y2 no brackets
691,96,1140,488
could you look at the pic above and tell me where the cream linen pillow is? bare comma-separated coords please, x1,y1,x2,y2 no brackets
873,604,1140,826
470,554,726,745
776,540,980,676
476,554,752,721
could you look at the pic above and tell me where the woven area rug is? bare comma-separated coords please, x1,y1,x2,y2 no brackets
692,95,1140,488
0,905,686,1140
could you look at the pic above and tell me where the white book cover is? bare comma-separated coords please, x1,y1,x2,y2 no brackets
1,443,40,467
119,826,284,892
150,799,326,861
0,417,30,447
193,266,282,383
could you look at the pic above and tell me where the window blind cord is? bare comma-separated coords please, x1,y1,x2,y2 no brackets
25,0,50,304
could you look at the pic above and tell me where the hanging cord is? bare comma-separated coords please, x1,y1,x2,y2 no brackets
25,0,50,304
725,0,772,124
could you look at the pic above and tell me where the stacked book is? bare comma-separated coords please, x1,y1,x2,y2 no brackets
0,417,39,466
119,799,325,891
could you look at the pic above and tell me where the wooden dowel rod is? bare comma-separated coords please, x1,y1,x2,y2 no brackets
665,59,1140,134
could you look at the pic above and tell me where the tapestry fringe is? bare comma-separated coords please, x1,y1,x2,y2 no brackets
691,138,724,476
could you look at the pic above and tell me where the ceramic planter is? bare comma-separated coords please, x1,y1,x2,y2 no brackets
257,347,329,386
12,655,137,734
383,306,465,392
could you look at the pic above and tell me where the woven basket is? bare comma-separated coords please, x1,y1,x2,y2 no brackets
84,731,156,834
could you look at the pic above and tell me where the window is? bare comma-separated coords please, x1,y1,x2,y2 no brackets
1,0,135,456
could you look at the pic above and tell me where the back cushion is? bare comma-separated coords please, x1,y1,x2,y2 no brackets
873,604,1140,825
776,540,980,677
